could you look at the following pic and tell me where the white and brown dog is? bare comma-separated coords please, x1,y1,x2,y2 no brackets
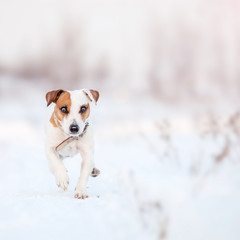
45,89,100,199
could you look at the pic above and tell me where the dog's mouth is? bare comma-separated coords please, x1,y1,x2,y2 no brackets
66,129,79,136
68,132,80,136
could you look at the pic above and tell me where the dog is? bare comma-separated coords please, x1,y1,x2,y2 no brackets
45,89,100,199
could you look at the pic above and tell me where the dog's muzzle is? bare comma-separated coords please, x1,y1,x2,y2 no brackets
56,122,89,152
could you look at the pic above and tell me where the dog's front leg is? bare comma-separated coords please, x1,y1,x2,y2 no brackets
46,147,69,191
74,146,93,199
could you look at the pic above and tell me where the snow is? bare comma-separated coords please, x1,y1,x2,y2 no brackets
0,78,240,240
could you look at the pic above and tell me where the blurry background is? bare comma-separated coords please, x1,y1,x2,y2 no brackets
0,0,240,240
0,0,240,103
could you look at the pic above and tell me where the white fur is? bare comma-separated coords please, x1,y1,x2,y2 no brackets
45,89,96,198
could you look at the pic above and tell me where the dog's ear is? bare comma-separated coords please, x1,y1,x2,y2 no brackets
83,89,99,105
45,89,65,107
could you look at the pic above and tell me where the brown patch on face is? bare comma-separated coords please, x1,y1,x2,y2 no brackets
49,91,72,128
50,113,58,127
80,103,90,122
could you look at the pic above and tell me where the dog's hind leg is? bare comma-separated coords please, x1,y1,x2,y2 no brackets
90,168,100,177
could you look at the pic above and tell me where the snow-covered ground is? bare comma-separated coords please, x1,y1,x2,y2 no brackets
0,78,240,240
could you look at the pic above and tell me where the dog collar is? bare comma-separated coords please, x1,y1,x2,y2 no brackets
55,122,89,152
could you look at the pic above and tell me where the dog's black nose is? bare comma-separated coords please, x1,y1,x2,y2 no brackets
70,124,79,133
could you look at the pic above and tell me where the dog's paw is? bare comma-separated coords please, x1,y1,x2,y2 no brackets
55,169,69,191
90,168,100,177
74,187,88,199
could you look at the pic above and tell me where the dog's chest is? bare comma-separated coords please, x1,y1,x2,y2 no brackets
58,140,80,157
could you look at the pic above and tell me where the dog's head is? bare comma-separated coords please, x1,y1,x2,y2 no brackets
46,89,99,136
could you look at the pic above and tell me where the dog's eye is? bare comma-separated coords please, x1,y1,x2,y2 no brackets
80,106,87,113
60,106,68,113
